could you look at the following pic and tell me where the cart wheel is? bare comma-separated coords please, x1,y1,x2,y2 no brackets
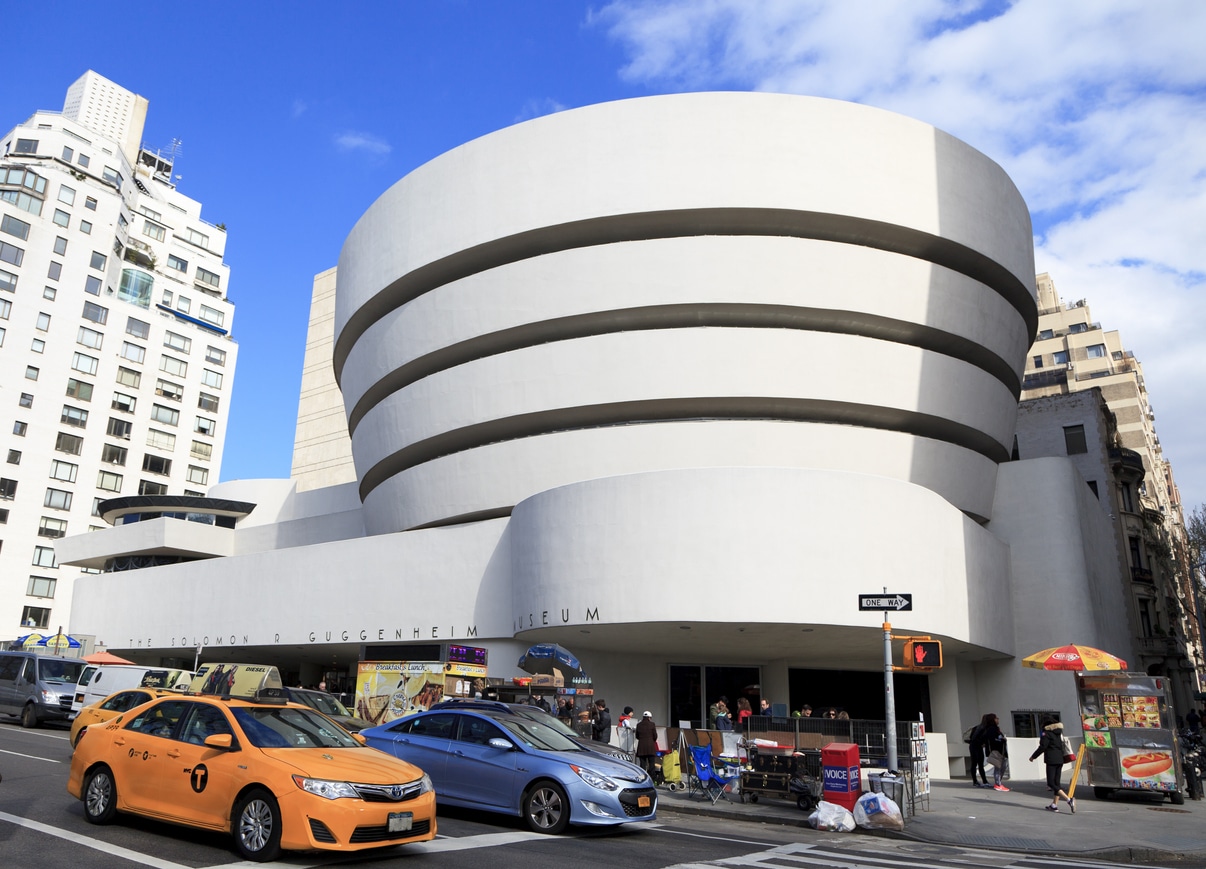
797,794,817,811
749,794,759,803
1170,790,1185,805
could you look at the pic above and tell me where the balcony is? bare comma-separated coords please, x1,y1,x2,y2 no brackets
1138,635,1183,658
1131,566,1154,584
1109,447,1146,479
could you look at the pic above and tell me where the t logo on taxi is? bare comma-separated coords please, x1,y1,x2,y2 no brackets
191,764,209,793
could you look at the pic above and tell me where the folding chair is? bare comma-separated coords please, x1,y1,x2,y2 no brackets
688,744,736,805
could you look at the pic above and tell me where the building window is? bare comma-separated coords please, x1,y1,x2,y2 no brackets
89,250,107,270
61,405,88,427
53,236,68,254
82,301,109,324
27,576,56,598
142,220,165,242
80,219,92,235
50,459,78,482
106,417,132,439
186,465,209,486
44,488,73,510
55,432,84,454
0,240,24,267
197,392,220,412
1,214,30,240
1121,482,1134,513
164,331,191,353
156,379,183,401
21,606,51,629
0,298,9,318
199,305,224,327
205,345,226,366
177,295,191,315
185,228,209,248
1068,322,1088,334
66,378,94,401
0,477,17,499
101,444,127,466
1032,355,1043,369
111,392,136,413
84,275,102,296
25,365,40,381
142,454,172,475
139,480,168,496
151,404,180,426
0,268,16,293
84,194,96,208
36,311,51,331
195,416,216,437
13,420,27,436
72,352,99,375
1012,711,1060,740
118,268,153,308
201,368,223,389
14,138,38,154
38,516,68,538
6,449,19,464
1053,350,1070,365
160,356,187,377
58,185,76,206
167,254,188,272
1063,424,1087,455
42,286,55,300
77,326,103,349
190,440,212,460
47,261,63,281
52,209,70,228
32,547,58,569
1086,343,1106,358
126,317,150,339
31,338,44,353
120,342,146,364
0,507,8,522
96,471,123,492
147,428,176,451
19,392,33,408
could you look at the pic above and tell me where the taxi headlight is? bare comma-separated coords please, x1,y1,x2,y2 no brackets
570,764,619,791
419,772,434,794
292,775,359,800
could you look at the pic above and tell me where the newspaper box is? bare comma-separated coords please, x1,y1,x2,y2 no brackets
821,742,862,811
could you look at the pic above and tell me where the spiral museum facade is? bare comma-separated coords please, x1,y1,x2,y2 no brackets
61,94,1132,773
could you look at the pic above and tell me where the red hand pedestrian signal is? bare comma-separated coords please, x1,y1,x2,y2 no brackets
905,640,942,670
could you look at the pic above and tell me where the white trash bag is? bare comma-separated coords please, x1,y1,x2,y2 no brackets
807,800,856,832
852,791,904,831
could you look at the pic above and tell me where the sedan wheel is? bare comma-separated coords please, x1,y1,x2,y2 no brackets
84,766,118,824
233,788,282,862
524,780,570,834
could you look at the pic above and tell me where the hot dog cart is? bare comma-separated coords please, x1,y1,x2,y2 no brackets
1075,672,1187,804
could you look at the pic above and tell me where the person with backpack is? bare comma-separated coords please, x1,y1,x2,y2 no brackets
967,713,993,788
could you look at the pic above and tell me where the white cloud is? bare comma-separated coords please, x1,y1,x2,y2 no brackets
594,0,1206,509
334,131,392,156
291,99,308,119
514,97,570,125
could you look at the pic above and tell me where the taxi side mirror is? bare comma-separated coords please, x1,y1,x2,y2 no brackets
204,733,234,750
352,732,367,745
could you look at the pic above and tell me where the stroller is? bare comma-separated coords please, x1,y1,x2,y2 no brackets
658,746,683,789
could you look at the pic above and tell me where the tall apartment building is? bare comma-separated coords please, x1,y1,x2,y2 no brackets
1021,273,1200,703
0,71,237,644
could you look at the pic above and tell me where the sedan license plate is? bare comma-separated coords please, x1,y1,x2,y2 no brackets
388,812,413,833
638,795,651,808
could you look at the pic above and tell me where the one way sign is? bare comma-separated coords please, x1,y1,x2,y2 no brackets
858,593,913,611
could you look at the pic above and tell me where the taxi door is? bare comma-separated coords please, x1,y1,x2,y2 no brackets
154,702,244,829
110,699,190,811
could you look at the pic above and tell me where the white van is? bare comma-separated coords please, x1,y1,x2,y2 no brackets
70,665,192,716
0,651,88,727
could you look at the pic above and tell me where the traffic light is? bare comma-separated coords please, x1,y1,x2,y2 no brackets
905,640,943,670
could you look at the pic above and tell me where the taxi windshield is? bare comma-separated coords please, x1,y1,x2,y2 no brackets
497,715,585,752
232,706,360,749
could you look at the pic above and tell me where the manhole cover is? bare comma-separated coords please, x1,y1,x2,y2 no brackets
1147,806,1192,814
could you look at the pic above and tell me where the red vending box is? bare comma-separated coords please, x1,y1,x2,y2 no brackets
821,742,862,811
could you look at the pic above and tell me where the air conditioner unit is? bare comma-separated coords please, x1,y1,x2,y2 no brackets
1066,362,1074,370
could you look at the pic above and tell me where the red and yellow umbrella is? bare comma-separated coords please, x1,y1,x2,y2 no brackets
1022,644,1128,671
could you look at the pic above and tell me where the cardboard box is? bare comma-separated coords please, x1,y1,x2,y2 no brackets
531,670,564,688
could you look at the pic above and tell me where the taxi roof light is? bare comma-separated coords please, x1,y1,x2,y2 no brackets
188,663,287,704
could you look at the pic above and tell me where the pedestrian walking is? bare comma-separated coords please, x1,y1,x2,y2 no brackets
591,698,612,744
635,710,659,775
1029,716,1075,812
982,713,1010,791
968,713,992,788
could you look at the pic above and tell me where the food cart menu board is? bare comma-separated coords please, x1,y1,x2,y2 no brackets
1075,673,1180,793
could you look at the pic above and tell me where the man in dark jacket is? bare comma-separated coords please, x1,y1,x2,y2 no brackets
591,699,612,744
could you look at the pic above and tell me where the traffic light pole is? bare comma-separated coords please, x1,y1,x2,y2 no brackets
883,618,898,772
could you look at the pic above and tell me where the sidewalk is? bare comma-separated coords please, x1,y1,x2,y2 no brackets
655,775,1206,864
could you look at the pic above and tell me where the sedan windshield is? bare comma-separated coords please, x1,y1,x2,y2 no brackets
497,715,586,752
232,706,360,749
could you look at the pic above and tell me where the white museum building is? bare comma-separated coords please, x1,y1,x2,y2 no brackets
57,92,1131,776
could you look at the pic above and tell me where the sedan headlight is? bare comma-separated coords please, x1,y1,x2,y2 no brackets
571,764,619,792
418,772,434,794
292,775,360,800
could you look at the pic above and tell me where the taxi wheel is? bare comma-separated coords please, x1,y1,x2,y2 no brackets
233,788,283,862
84,766,118,824
523,780,570,834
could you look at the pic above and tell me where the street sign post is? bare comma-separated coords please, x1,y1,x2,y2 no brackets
858,594,912,611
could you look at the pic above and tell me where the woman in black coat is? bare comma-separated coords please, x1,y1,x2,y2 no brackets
969,712,993,788
1029,716,1074,812
635,711,659,774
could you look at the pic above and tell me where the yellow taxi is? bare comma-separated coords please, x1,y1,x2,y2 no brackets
67,663,436,861
70,687,178,747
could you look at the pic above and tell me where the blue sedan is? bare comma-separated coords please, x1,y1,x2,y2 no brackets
361,705,656,833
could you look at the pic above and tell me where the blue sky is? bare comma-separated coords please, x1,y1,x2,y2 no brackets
6,1,1205,511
